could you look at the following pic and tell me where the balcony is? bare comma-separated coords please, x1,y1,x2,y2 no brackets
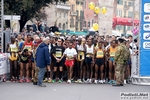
70,12,77,16
56,5,70,10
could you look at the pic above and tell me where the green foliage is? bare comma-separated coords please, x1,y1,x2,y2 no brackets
4,0,68,31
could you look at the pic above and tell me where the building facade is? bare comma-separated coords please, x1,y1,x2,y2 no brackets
83,0,98,31
76,0,84,31
113,0,136,36
45,3,70,30
68,0,77,31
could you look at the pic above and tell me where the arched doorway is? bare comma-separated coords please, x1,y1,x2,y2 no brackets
58,23,61,29
63,23,65,30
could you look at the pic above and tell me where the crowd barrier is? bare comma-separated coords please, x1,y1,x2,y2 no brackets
0,53,10,75
132,55,150,85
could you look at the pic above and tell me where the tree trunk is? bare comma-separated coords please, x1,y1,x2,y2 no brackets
19,19,27,32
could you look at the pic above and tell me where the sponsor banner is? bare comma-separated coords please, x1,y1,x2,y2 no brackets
143,33,150,40
144,15,150,22
140,0,150,76
0,53,10,75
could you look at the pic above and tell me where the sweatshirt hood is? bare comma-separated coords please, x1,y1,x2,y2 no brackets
39,42,47,48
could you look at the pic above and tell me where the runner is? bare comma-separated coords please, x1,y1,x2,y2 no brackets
75,38,86,83
19,49,31,83
7,36,19,82
64,41,77,84
85,39,95,83
106,40,117,84
22,34,33,82
94,41,105,84
52,38,65,83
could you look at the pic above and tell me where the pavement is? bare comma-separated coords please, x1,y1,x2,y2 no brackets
0,82,149,100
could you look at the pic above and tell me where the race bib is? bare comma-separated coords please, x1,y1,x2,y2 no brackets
11,47,18,52
10,44,18,52
110,52,115,57
24,45,32,51
56,51,62,57
78,52,84,60
96,51,104,58
21,56,28,61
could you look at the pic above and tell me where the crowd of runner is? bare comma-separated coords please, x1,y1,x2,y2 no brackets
5,28,139,84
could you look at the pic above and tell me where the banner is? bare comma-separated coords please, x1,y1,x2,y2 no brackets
140,0,150,76
0,53,10,75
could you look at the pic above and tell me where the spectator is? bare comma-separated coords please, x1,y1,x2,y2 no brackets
35,37,50,87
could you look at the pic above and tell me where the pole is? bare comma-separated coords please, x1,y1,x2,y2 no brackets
123,9,126,36
1,0,4,52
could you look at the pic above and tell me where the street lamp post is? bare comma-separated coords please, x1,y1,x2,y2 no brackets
123,2,130,37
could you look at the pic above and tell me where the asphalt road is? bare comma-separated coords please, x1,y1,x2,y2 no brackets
0,82,149,100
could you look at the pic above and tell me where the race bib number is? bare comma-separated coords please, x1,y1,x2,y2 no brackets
21,56,28,61
78,52,84,60
11,47,18,52
24,46,32,51
110,52,115,57
96,51,104,58
56,51,62,57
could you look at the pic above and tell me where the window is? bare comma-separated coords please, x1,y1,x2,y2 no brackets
92,19,94,24
128,2,133,7
76,22,78,30
64,13,65,18
76,1,79,5
81,2,83,5
71,5,75,12
117,9,122,17
84,21,86,27
128,11,132,18
118,0,123,5
70,17,74,27
80,22,82,31
116,25,122,30
127,26,131,31
88,22,90,27
60,12,61,17
55,12,57,17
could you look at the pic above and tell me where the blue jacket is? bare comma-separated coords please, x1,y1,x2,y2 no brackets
35,42,50,68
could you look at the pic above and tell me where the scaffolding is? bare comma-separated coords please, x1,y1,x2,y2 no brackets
0,0,4,52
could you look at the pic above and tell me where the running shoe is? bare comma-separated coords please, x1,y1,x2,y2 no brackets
99,80,103,84
26,79,30,83
82,79,86,83
89,79,92,84
78,79,82,84
67,80,71,84
19,79,23,83
112,80,116,84
102,80,106,84
44,78,48,82
108,80,113,84
85,79,90,83
52,79,56,83
31,78,34,82
11,77,15,82
71,79,75,83
48,79,52,83
124,80,127,84
58,80,62,83
94,80,98,84
75,79,81,83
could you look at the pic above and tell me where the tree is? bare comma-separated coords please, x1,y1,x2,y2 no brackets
4,0,67,32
